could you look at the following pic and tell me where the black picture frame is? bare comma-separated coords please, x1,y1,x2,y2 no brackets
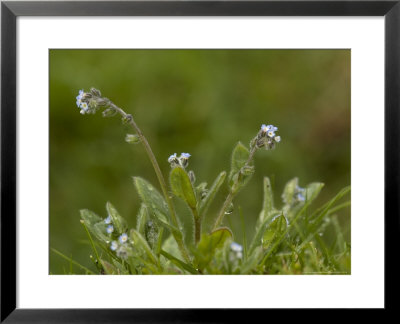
1,0,398,321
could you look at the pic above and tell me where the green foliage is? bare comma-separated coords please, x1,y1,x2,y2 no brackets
106,202,128,233
51,85,351,275
193,228,232,271
228,142,254,194
59,154,350,275
169,166,197,210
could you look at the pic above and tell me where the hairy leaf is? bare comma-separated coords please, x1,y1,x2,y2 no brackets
194,227,233,270
228,142,254,193
262,214,288,250
106,202,128,233
169,166,197,210
133,176,170,226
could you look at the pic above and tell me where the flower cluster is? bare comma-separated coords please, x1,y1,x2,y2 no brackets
76,89,93,115
109,233,130,259
168,152,191,168
252,124,281,150
75,88,110,115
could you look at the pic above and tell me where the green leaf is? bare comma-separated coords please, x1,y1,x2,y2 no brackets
282,177,299,205
136,203,149,235
130,229,159,266
169,166,197,210
195,227,233,270
228,142,254,193
133,176,170,224
152,209,182,238
262,214,288,250
80,209,102,225
249,210,281,254
145,219,160,249
92,222,111,243
199,171,226,217
162,234,180,258
240,246,264,274
297,186,351,252
304,182,324,205
262,177,274,215
100,259,118,274
106,202,128,233
255,177,276,230
160,249,199,274
80,210,110,244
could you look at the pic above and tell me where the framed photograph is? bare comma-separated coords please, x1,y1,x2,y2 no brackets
1,0,398,321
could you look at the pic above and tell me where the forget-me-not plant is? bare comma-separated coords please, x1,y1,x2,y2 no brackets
62,87,351,275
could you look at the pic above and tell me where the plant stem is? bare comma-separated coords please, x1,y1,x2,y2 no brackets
110,103,191,263
212,146,257,231
192,208,201,244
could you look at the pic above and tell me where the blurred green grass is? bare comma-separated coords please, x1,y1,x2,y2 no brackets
50,49,350,274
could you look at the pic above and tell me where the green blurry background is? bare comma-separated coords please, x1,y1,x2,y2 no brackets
50,49,350,274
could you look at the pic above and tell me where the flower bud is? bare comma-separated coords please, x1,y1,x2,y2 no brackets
125,134,141,144
90,88,102,97
102,108,117,117
188,170,196,184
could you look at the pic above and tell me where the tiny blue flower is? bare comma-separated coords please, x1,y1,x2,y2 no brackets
261,124,269,133
106,224,114,234
168,153,177,163
267,130,275,138
297,193,306,202
76,90,85,107
119,233,128,244
110,241,118,251
180,153,191,159
230,242,243,252
230,242,243,260
104,216,112,224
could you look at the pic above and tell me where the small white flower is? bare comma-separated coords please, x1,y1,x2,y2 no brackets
275,136,281,143
119,233,128,244
104,216,112,224
267,131,275,138
110,241,118,251
106,224,114,234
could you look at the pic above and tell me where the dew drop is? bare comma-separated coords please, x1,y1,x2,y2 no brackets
225,202,234,215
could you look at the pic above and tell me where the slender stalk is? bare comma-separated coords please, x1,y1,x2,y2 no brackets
192,208,201,244
51,248,96,275
212,146,257,231
110,103,191,263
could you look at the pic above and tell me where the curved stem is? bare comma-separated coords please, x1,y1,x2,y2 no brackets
212,146,257,231
111,104,191,263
